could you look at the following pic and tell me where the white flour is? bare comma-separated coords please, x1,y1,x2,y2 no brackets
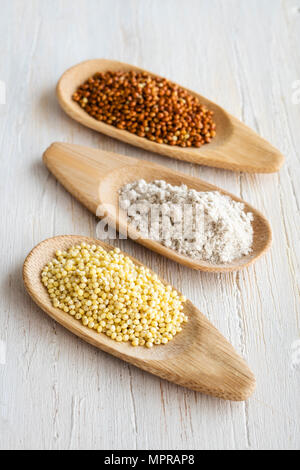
119,180,254,264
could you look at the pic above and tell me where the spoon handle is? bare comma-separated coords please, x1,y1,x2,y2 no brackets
43,142,138,213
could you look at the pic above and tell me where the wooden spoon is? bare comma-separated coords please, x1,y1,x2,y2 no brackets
57,59,284,173
23,235,256,401
43,142,272,272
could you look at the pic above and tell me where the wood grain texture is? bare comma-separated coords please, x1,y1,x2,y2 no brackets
43,142,272,272
57,59,284,173
0,0,299,450
23,235,256,401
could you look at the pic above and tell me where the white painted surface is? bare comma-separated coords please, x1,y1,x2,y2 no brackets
0,0,299,450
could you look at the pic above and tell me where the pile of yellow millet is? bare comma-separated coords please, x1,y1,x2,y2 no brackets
41,243,187,348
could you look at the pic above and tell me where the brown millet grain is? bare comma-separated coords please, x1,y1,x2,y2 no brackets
72,71,216,148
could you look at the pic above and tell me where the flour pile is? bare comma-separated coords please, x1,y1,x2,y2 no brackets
119,180,254,264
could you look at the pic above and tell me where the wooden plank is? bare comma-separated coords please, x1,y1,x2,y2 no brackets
0,0,299,450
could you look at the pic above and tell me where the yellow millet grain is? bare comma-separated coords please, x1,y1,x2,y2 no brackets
41,243,187,347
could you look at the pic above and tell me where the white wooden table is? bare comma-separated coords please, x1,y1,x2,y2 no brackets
0,0,299,450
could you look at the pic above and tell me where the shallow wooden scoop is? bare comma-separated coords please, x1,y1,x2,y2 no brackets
23,235,256,401
57,59,284,173
43,142,272,272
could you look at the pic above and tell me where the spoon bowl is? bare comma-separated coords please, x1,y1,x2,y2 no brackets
43,142,272,272
23,235,256,401
57,59,284,173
